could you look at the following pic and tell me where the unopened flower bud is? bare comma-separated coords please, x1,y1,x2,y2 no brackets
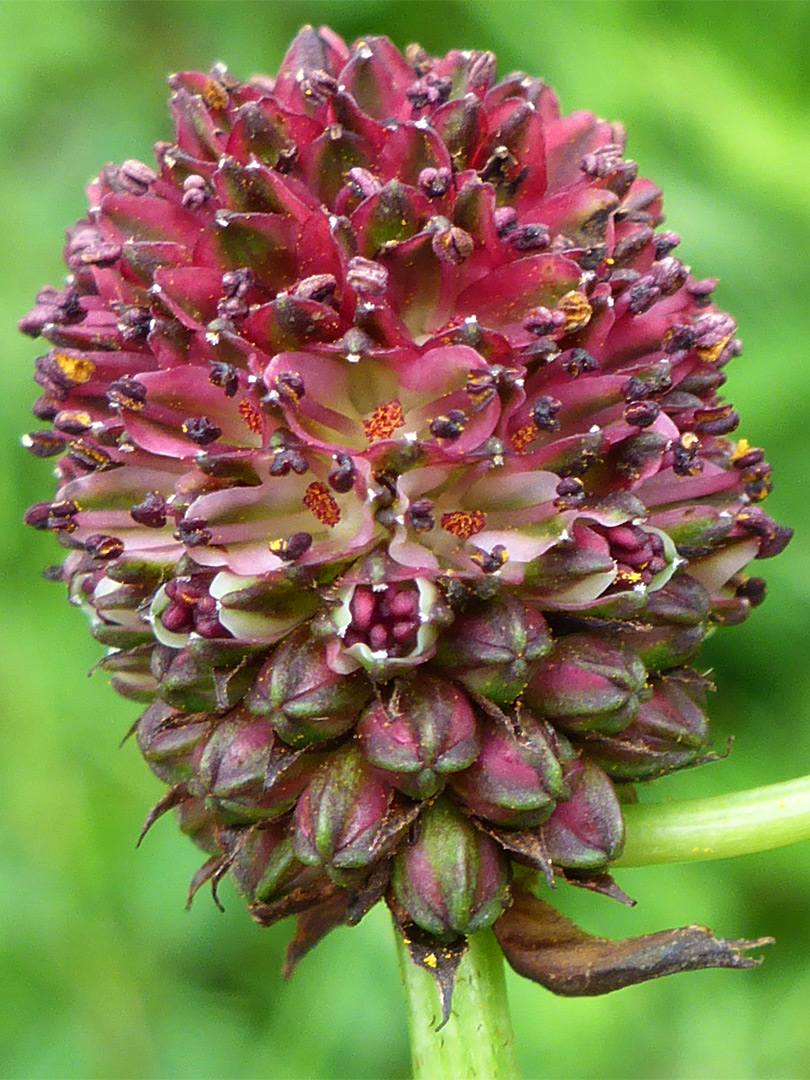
357,675,480,799
581,674,711,781
524,636,648,735
541,758,625,870
246,627,372,747
292,745,394,885
433,594,552,705
450,713,565,827
392,799,509,941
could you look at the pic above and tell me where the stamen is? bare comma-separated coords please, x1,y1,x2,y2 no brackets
441,510,486,540
303,481,341,527
182,417,223,445
363,400,405,442
239,397,264,435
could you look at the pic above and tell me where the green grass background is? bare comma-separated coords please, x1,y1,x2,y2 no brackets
1,2,808,1077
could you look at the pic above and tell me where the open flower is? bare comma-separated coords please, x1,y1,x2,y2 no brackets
22,27,791,1016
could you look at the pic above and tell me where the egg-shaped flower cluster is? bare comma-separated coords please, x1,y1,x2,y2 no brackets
22,27,790,1006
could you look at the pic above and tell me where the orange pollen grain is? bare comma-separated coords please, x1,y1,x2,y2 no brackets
558,291,592,333
54,352,96,385
239,397,263,435
511,424,537,454
303,481,341,527
203,79,229,111
441,510,486,541
363,400,405,443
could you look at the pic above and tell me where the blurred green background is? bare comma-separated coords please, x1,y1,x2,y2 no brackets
1,1,808,1077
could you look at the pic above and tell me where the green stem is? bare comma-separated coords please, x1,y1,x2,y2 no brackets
617,774,810,866
395,925,521,1080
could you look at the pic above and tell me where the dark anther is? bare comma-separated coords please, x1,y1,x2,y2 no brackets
430,410,467,440
654,232,681,258
119,159,158,195
736,507,793,558
271,532,313,562
734,576,767,608
580,144,623,178
107,377,148,412
470,544,508,573
687,277,718,299
693,405,740,437
508,224,550,252
554,476,586,508
578,245,608,270
732,447,765,471
116,306,152,343
54,410,93,435
84,534,126,560
622,365,672,400
182,417,223,445
302,69,338,103
25,499,79,531
624,400,661,428
67,440,115,472
406,74,452,109
494,206,518,237
432,226,475,265
221,268,254,299
662,325,696,355
672,433,702,477
406,499,435,534
532,395,562,432
627,276,661,315
561,348,599,378
418,167,452,199
32,395,59,421
130,491,168,529
209,362,240,398
22,431,65,458
294,274,338,304
523,306,565,336
479,145,516,185
269,447,308,476
328,452,356,493
174,518,213,547
182,174,208,210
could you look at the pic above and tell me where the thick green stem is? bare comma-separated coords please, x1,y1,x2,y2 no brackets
395,925,521,1080
617,775,810,866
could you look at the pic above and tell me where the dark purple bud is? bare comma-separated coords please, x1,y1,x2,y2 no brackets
582,674,711,781
182,416,222,445
292,745,393,885
157,646,258,714
541,758,624,870
245,627,372,747
434,594,552,705
450,712,565,828
391,799,509,941
524,635,648,736
357,676,480,799
130,491,168,529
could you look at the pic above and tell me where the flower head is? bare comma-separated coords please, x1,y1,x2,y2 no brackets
22,27,790,1015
